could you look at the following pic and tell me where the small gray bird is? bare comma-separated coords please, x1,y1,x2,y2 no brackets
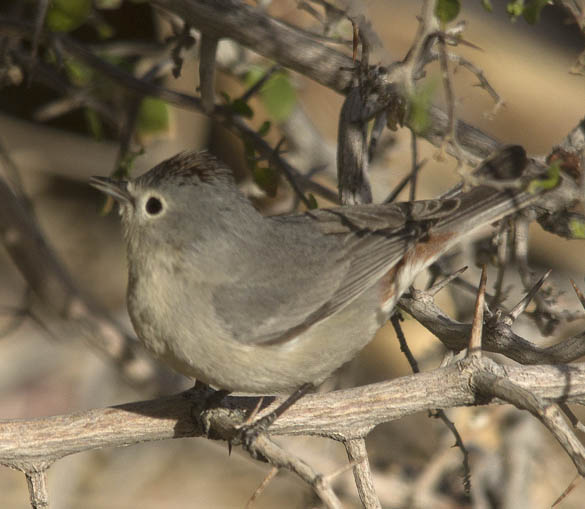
90,147,538,394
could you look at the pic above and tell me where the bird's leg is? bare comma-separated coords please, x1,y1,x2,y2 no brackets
238,383,313,459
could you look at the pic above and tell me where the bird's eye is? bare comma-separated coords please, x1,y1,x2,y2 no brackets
145,196,163,215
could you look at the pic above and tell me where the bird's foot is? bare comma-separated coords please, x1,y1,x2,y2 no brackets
186,381,230,437
237,383,313,460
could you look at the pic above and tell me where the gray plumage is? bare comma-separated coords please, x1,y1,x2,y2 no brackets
90,148,537,394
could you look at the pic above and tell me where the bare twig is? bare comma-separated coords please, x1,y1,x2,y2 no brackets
231,118,320,207
336,72,374,205
559,402,585,434
248,435,342,509
390,312,420,373
30,0,49,77
490,222,510,307
399,289,585,365
447,53,505,119
553,0,585,32
473,371,585,476
383,171,412,204
394,304,471,495
367,110,388,163
0,136,27,203
436,32,465,171
169,21,196,78
6,21,341,205
0,287,33,338
570,278,585,310
551,473,581,507
238,64,280,103
198,34,218,113
25,469,49,509
409,129,420,201
403,0,439,79
0,8,504,166
508,269,552,322
427,265,468,296
428,410,471,495
514,218,568,333
245,466,279,509
468,265,488,357
344,439,381,509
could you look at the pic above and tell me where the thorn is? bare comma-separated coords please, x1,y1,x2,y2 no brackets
245,466,279,509
323,458,364,482
551,473,581,507
559,402,585,434
508,269,552,321
391,312,419,373
428,265,468,296
228,441,233,456
569,278,585,311
468,265,488,357
244,397,265,426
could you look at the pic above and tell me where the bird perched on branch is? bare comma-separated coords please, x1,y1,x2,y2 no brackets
91,145,554,394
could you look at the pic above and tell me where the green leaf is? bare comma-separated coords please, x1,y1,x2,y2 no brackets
245,67,297,122
137,97,169,136
569,218,585,239
435,0,461,23
245,67,264,87
46,0,92,32
84,108,104,140
114,148,145,179
258,120,271,137
243,140,257,171
307,193,318,210
64,58,93,86
94,19,115,39
230,98,254,118
407,79,437,136
527,161,561,194
506,1,524,20
260,72,296,122
481,0,493,12
253,167,279,197
523,0,549,24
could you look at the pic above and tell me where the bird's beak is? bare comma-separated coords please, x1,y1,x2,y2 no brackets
89,176,132,204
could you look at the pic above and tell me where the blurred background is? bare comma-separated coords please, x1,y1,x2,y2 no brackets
0,0,584,507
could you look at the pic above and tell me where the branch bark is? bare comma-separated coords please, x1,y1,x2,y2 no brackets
147,0,501,162
2,359,585,472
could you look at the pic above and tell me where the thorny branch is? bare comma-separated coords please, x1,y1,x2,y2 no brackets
3,359,585,467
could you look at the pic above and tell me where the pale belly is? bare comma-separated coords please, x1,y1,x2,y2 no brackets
128,279,389,394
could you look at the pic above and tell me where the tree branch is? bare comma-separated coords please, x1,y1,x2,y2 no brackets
145,0,502,163
344,438,381,509
3,360,585,472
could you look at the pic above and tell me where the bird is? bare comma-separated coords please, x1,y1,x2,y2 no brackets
90,145,541,395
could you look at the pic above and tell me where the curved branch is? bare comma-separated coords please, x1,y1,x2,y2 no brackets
399,292,585,364
151,0,355,93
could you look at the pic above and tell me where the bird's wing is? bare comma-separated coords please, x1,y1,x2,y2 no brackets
212,198,461,345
